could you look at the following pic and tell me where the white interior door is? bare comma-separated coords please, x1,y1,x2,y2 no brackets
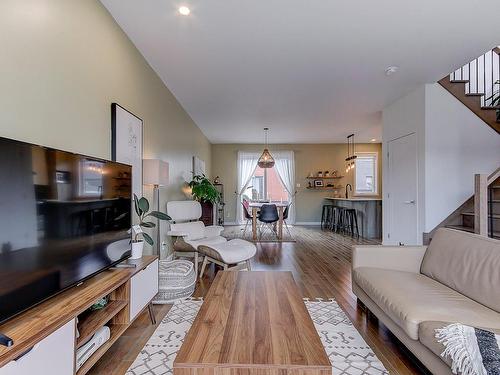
388,133,419,245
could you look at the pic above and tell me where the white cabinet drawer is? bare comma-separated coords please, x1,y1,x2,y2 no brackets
130,259,158,320
0,319,75,375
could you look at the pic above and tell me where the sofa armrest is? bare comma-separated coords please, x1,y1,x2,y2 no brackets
204,225,224,238
352,245,427,273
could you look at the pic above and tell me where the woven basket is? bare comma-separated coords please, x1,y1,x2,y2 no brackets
153,260,196,304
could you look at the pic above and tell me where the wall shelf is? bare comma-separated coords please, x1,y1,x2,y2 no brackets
306,186,343,191
306,176,344,179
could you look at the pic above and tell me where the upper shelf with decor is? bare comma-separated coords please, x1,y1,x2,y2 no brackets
305,176,344,179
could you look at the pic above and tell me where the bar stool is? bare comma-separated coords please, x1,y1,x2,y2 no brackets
345,208,360,237
321,205,334,230
331,206,344,232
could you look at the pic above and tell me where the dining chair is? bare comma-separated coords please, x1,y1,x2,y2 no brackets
282,203,292,237
241,199,256,237
257,204,279,239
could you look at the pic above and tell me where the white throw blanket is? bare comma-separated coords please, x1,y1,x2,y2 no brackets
435,323,500,375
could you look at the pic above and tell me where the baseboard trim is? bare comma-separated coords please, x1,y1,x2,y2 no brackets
224,222,319,226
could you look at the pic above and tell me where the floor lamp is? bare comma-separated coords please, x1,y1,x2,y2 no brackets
143,159,169,258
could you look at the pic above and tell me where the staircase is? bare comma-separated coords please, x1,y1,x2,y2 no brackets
443,168,500,239
439,47,500,134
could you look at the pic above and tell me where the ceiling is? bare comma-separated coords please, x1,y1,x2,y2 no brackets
101,0,500,143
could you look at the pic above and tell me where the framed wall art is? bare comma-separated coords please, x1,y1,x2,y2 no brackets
111,103,143,197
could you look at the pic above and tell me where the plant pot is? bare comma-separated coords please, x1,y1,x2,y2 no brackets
131,241,144,259
200,201,214,226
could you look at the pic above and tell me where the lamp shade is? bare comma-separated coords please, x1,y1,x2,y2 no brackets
143,159,169,186
257,148,275,168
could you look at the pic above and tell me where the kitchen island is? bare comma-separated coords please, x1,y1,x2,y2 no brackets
325,197,382,239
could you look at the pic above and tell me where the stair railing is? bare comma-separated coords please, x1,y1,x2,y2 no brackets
450,47,500,107
474,167,500,236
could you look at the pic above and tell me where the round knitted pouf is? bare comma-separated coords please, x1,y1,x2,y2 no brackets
153,259,196,304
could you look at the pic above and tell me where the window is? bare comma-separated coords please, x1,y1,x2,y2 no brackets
354,153,378,195
242,166,289,202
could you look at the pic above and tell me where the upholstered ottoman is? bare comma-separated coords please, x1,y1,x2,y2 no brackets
197,239,257,278
153,260,196,304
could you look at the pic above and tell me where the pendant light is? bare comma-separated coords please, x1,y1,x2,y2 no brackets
345,134,357,173
258,127,275,169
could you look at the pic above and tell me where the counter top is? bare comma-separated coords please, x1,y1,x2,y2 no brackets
325,197,382,201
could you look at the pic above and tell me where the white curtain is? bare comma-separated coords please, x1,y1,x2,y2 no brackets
236,151,259,224
273,151,296,224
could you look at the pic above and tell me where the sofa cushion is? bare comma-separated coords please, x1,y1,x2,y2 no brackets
420,228,500,312
170,221,206,241
198,239,257,264
419,321,500,369
353,267,500,340
185,236,227,250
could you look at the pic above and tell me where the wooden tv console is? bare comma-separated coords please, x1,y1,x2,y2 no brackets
0,256,159,375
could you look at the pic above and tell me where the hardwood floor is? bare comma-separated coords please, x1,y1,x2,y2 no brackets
89,226,428,375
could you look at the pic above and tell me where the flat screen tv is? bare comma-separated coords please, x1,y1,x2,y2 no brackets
0,136,132,324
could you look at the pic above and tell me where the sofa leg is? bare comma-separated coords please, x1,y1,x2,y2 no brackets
246,259,252,271
357,298,366,310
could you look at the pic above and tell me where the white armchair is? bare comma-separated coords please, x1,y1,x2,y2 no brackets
167,201,227,275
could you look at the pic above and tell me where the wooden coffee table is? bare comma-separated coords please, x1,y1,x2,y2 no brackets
174,271,331,375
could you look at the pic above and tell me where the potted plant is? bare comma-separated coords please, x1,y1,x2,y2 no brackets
485,80,500,121
188,174,221,225
131,194,171,259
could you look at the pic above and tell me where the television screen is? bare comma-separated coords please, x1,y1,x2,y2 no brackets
0,137,132,323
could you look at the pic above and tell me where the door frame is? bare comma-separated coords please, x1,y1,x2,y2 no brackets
387,132,421,245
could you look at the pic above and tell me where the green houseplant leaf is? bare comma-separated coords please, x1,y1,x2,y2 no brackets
188,174,221,204
133,193,142,216
132,195,172,247
142,232,154,246
147,211,172,220
138,197,149,213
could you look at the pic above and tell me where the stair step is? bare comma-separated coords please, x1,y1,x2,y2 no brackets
466,93,485,97
450,79,469,83
481,106,500,110
461,212,500,219
446,225,474,233
446,225,500,239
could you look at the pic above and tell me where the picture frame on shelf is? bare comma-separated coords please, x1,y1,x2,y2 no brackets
314,180,324,187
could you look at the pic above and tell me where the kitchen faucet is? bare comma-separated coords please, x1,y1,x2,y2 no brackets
345,183,352,199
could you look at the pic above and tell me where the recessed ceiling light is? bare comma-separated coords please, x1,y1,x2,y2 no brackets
385,66,399,76
178,6,190,16
371,138,377,142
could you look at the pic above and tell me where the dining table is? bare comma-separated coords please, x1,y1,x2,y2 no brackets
248,201,288,241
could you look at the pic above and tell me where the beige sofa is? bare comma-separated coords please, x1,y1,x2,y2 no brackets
352,228,500,374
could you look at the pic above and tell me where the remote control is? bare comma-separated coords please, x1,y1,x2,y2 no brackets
0,333,13,347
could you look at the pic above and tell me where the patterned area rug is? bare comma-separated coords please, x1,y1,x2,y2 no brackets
127,298,388,375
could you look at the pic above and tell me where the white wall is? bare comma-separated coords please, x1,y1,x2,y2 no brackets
383,83,500,244
382,85,426,245
424,83,500,232
0,0,211,257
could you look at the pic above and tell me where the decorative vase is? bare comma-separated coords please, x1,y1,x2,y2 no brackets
131,240,144,259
